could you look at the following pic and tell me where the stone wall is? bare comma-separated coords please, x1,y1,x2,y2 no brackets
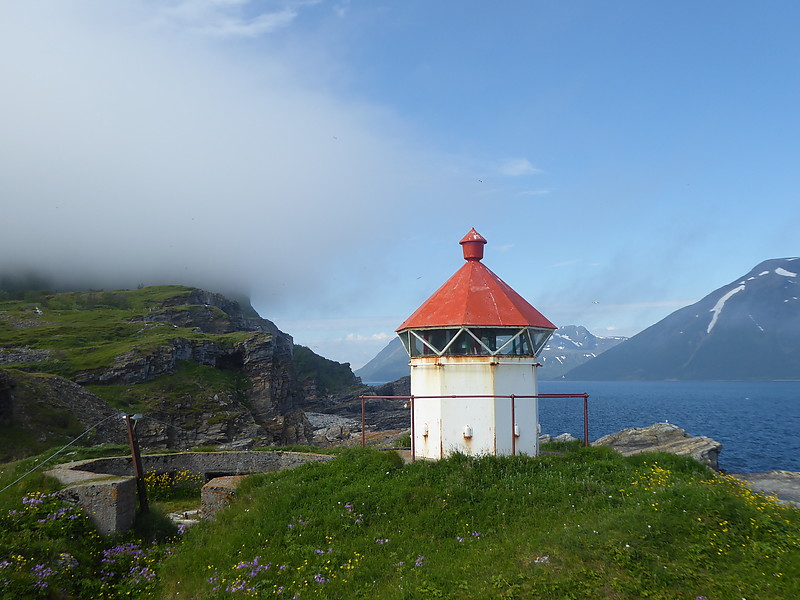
62,450,332,479
47,451,333,534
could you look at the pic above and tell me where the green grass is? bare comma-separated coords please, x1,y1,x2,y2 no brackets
2,446,799,598
0,285,256,378
158,447,800,600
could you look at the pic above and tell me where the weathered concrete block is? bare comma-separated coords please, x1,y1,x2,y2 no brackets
201,475,247,520
55,476,137,536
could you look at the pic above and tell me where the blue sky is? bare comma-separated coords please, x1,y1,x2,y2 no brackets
2,1,799,368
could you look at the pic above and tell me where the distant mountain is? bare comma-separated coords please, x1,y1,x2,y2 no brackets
566,258,800,381
354,337,409,383
354,325,624,383
537,325,627,380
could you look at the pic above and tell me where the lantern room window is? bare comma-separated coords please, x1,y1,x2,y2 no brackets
400,326,553,358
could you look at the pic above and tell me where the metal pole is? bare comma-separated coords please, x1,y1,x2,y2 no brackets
583,394,589,447
125,414,149,514
361,396,366,449
410,396,416,463
511,394,516,456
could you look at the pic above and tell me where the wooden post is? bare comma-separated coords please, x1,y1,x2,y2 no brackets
125,414,149,514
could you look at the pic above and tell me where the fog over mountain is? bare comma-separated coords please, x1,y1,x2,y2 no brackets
0,2,449,311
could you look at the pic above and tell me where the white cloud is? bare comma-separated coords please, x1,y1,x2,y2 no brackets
496,158,543,177
151,0,318,37
0,1,431,313
342,332,392,343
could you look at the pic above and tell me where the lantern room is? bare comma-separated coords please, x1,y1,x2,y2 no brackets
396,228,556,460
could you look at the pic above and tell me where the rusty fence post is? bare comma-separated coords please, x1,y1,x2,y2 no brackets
583,394,589,447
124,414,149,515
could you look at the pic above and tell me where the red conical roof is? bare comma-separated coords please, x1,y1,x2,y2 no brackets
396,230,556,331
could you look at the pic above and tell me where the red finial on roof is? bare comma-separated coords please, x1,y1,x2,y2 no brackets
459,228,487,261
396,227,556,331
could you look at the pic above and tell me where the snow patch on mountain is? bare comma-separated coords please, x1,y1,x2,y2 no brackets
707,285,745,334
775,267,797,277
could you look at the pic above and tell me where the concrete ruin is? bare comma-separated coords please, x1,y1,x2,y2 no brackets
47,451,333,534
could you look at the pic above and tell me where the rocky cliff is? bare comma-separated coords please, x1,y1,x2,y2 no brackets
0,286,320,457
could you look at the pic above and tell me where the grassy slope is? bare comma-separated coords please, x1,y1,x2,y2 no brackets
160,446,800,600
292,345,361,395
0,286,253,379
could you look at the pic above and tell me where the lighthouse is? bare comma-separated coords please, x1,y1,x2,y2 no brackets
396,229,557,459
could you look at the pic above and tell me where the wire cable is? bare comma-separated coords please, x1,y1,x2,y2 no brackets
0,412,122,495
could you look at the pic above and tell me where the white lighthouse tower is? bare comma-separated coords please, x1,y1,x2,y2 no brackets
396,229,556,460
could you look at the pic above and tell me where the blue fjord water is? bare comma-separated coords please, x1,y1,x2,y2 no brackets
537,381,800,474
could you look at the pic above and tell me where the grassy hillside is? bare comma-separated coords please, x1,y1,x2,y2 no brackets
1,444,799,598
293,345,361,395
159,446,800,600
0,285,251,380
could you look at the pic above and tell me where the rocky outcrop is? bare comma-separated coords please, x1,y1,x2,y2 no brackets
306,412,361,445
134,289,278,335
299,377,411,432
0,346,53,365
592,423,722,470
539,433,580,444
71,290,314,448
731,471,800,505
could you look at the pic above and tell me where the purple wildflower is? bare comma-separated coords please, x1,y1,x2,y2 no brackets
415,555,425,567
313,573,329,584
31,564,54,589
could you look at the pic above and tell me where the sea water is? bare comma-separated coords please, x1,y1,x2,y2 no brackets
538,381,800,473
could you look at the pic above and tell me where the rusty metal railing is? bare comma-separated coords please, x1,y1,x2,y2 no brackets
358,393,589,462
